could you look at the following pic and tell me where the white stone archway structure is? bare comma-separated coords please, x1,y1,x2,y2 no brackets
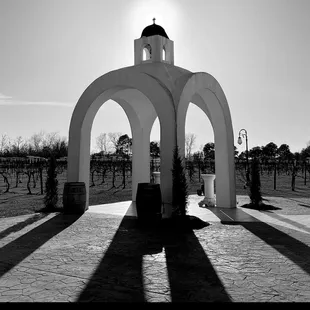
66,20,236,216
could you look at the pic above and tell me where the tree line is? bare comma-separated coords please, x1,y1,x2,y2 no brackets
0,131,161,160
1,131,310,164
0,131,68,159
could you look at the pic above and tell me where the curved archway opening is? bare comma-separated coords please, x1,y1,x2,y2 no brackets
90,99,133,206
185,102,214,194
150,116,161,182
67,69,177,214
67,83,162,211
176,73,236,209
142,44,152,61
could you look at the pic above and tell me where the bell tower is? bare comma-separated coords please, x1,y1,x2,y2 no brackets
134,18,174,65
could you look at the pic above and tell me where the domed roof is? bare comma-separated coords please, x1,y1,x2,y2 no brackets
141,19,169,39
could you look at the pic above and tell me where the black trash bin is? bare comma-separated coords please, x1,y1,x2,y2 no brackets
136,183,162,227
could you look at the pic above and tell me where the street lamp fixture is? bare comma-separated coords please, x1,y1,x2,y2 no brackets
238,129,250,185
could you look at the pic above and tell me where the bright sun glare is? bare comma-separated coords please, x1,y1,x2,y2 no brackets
129,0,181,38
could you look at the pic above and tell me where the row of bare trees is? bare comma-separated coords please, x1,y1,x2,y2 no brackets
3,130,310,162
0,131,68,158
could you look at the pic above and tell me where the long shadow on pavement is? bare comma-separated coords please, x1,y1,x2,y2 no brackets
0,213,81,277
211,209,310,277
163,227,232,302
0,213,49,240
299,203,310,209
77,216,149,302
239,221,310,275
77,216,232,302
262,211,310,234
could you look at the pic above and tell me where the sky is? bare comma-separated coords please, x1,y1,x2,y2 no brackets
0,0,310,154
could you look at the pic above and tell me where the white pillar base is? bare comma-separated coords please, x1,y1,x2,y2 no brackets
199,173,216,207
152,171,161,184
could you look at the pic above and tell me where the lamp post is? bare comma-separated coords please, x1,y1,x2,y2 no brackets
237,129,250,185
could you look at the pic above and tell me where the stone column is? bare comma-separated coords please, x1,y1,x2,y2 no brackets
131,126,151,201
199,173,216,207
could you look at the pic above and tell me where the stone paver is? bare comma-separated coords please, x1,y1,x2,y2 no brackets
0,195,310,302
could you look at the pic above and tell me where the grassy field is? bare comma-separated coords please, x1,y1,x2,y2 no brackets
0,167,310,218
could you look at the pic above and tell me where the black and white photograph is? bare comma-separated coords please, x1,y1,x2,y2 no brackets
0,0,310,303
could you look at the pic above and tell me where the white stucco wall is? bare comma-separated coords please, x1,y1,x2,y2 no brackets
176,72,236,208
66,63,236,215
67,67,176,212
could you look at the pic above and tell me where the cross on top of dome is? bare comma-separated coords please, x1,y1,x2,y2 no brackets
141,18,169,39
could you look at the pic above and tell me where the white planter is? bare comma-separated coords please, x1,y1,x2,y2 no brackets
199,173,216,207
152,171,160,184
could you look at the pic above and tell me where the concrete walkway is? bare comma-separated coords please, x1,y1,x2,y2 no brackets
0,195,310,302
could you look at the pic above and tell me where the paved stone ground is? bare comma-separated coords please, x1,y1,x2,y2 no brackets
0,195,310,302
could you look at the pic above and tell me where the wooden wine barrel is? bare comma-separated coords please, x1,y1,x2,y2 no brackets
63,182,87,214
136,183,162,225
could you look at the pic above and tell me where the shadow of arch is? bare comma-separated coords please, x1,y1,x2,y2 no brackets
163,227,232,302
257,211,310,234
0,213,49,240
239,221,310,276
299,204,310,209
0,213,81,277
77,216,149,302
211,209,310,277
77,214,231,302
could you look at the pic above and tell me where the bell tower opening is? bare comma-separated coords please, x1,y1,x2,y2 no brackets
142,44,152,61
134,19,174,65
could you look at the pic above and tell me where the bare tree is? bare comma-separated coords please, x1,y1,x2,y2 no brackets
30,131,45,153
108,132,122,153
15,136,23,148
96,133,110,154
185,133,196,159
44,132,60,148
0,134,11,155
12,136,23,155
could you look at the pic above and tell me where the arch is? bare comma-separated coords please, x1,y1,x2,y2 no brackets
67,68,176,212
162,45,166,61
176,72,236,209
184,100,214,158
142,44,152,61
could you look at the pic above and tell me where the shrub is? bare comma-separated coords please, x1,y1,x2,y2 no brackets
248,158,262,206
172,146,189,217
44,154,58,209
